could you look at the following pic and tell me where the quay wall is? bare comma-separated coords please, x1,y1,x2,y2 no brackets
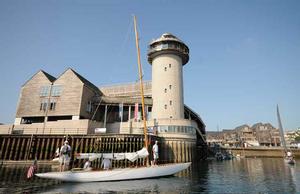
225,147,300,158
0,134,199,168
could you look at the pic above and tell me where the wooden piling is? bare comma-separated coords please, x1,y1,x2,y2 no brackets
0,134,201,167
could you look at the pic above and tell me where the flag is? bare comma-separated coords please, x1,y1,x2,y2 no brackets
134,103,138,121
27,159,37,179
119,103,123,120
145,105,148,120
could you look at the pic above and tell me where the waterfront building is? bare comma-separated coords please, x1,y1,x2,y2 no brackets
222,129,239,147
207,123,281,147
285,128,300,148
252,123,281,146
0,33,206,148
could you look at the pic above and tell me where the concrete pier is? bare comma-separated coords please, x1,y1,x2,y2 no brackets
225,147,300,158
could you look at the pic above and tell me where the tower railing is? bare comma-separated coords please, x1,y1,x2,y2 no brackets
148,43,189,55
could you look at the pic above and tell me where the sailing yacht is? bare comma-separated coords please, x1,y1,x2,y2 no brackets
35,16,191,182
277,105,295,165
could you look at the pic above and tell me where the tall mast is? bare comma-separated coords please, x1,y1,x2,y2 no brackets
277,105,287,154
133,16,149,151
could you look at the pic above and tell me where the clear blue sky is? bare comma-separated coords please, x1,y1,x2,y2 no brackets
0,0,299,131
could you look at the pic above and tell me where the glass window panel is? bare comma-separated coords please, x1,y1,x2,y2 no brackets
40,86,50,97
161,44,168,49
51,85,63,96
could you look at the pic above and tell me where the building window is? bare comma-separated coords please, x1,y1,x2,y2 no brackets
169,85,172,89
161,44,168,49
40,86,50,97
164,67,167,71
40,99,48,111
51,85,63,96
49,99,56,111
164,104,167,109
86,101,92,113
164,88,167,93
170,100,172,105
169,64,171,68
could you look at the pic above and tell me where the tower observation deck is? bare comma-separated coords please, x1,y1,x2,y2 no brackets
147,33,190,120
147,33,189,65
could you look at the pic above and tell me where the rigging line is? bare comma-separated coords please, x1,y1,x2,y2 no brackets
118,18,133,57
135,74,145,83
91,97,102,121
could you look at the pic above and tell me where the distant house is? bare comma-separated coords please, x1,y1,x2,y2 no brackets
206,123,281,147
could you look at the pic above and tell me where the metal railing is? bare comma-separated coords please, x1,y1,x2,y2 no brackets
10,127,89,135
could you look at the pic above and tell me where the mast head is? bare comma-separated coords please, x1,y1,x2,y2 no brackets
147,33,189,65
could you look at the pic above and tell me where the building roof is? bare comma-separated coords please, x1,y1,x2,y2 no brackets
56,68,102,95
70,68,102,95
149,33,186,45
22,70,56,87
42,71,56,82
101,96,153,105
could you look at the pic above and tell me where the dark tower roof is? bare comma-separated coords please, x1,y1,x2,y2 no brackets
147,33,189,65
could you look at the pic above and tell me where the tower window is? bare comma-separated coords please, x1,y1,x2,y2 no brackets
169,85,172,89
170,100,172,105
164,104,167,109
164,67,167,71
169,64,171,68
164,88,167,93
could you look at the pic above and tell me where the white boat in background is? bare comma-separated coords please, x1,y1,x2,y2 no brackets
277,105,296,165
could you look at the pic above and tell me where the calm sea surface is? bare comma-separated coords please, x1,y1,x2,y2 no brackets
0,158,299,193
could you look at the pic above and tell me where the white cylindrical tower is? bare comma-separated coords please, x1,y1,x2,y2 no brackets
148,33,189,120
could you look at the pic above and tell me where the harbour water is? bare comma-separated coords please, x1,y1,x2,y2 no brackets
0,158,299,193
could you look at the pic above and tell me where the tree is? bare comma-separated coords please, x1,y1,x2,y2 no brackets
295,136,300,143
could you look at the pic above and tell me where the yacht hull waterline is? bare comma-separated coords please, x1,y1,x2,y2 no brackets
35,162,191,182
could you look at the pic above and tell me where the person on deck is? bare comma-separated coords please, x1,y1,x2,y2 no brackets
287,151,294,160
59,141,71,172
101,158,111,170
83,159,92,171
152,140,159,165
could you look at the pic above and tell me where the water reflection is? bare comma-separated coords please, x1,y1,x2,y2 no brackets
202,158,300,193
0,158,299,193
0,164,60,193
41,177,190,193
